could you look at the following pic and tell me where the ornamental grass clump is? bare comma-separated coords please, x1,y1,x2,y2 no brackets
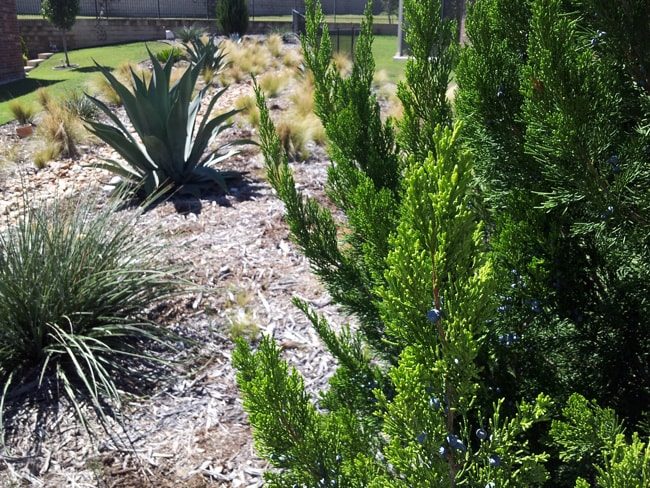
8,100,36,126
85,49,243,198
0,194,181,430
33,90,86,166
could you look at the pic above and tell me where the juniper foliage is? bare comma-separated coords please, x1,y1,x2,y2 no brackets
235,0,649,485
397,0,457,161
456,0,650,428
236,1,553,485
266,0,402,354
551,394,650,487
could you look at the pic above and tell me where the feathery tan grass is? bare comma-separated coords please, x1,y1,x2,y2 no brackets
332,52,353,77
8,100,37,125
266,34,283,58
235,94,260,127
290,76,316,117
88,62,152,105
282,49,303,69
34,96,85,166
277,118,307,161
259,71,290,98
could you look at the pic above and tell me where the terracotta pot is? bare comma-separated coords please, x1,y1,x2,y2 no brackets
16,124,33,138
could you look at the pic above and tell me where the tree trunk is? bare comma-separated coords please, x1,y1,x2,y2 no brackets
61,30,70,67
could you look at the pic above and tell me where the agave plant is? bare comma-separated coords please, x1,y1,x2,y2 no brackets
85,49,241,197
185,35,228,76
175,25,205,44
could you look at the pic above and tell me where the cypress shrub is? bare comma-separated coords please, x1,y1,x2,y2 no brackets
234,0,650,486
216,0,249,37
456,0,650,431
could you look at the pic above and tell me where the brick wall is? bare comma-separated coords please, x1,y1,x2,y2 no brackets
19,18,397,56
17,0,380,18
0,0,26,85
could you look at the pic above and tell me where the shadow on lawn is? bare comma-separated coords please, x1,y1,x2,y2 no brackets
0,78,61,102
72,65,105,74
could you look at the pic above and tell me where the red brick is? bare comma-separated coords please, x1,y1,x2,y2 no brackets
0,0,25,84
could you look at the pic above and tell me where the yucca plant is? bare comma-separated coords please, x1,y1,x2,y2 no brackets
0,194,181,434
85,49,242,197
63,89,98,118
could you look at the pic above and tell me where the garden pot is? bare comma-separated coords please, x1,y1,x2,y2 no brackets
16,124,33,138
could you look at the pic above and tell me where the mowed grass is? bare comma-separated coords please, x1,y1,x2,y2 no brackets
0,41,167,124
0,36,402,124
333,34,404,83
255,13,397,24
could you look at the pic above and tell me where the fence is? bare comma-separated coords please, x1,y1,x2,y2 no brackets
292,10,360,59
17,0,212,18
15,0,382,19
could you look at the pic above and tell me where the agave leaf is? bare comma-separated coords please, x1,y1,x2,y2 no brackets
87,45,239,198
166,67,198,166
190,166,230,193
201,147,240,168
91,60,138,110
188,107,239,166
129,66,149,95
84,94,138,146
143,170,165,196
148,47,172,113
183,90,208,162
195,86,230,137
140,135,177,180
84,121,157,172
93,59,162,140
93,160,143,180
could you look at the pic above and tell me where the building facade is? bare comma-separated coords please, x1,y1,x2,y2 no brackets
0,0,25,85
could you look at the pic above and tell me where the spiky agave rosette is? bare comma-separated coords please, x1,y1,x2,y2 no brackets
84,47,247,198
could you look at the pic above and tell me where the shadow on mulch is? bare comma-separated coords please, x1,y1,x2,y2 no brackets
0,336,184,461
114,171,265,216
172,171,265,215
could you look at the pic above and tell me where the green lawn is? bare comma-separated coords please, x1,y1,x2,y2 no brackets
0,36,402,125
372,35,404,83
0,42,167,125
335,34,404,83
18,14,398,24
254,14,396,24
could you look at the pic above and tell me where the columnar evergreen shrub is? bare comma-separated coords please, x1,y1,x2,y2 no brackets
456,0,650,429
216,0,249,37
235,0,650,485
278,0,401,354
